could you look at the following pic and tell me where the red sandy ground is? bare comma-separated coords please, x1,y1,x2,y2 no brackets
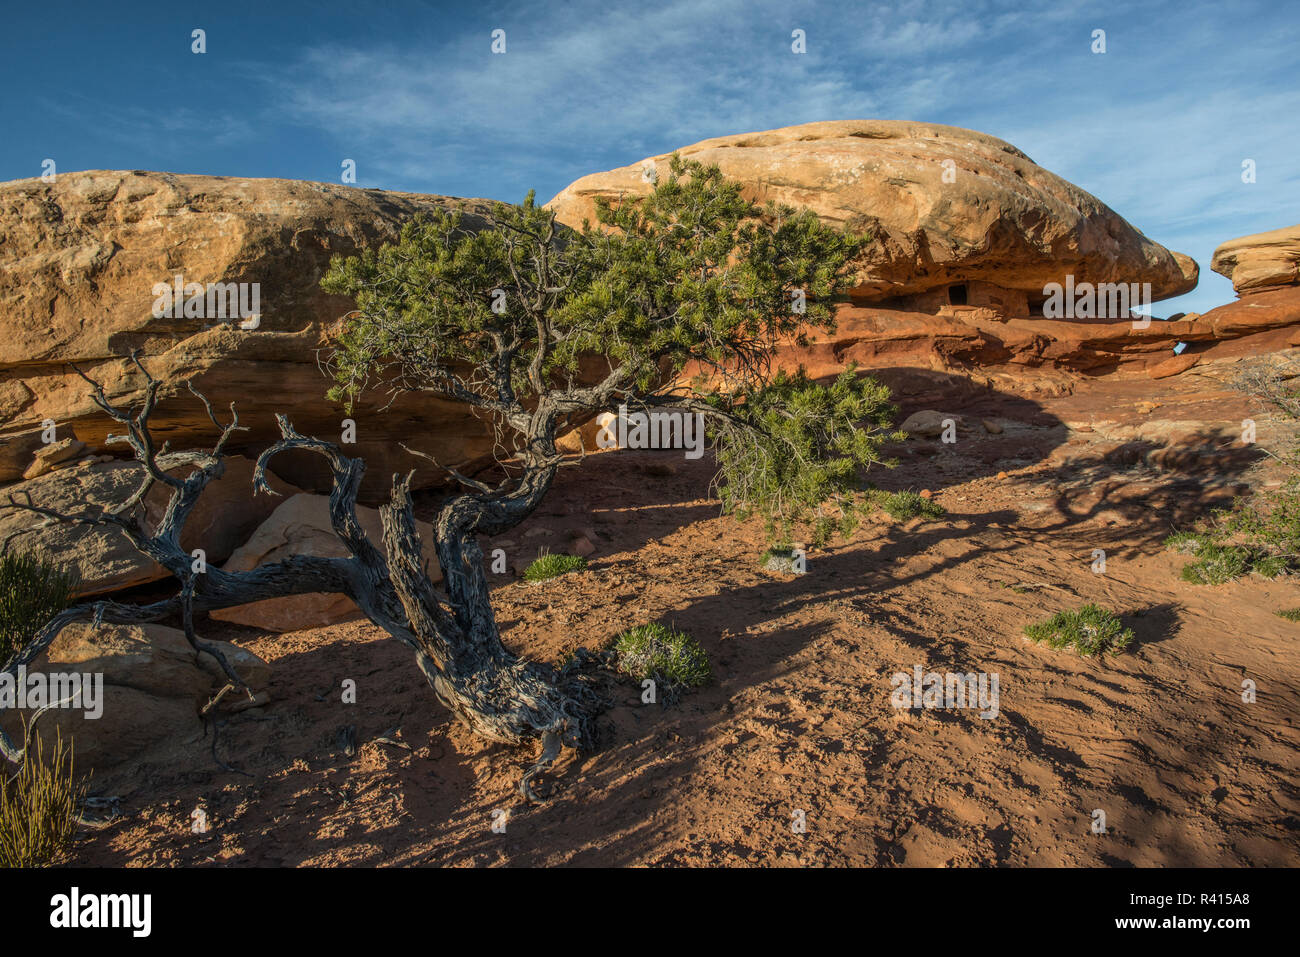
72,363,1300,866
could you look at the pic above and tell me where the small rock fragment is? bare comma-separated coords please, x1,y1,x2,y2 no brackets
22,438,87,479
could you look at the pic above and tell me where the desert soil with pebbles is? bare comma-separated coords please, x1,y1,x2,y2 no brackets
72,362,1300,867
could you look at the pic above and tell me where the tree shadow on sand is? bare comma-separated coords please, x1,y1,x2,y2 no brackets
77,367,1278,866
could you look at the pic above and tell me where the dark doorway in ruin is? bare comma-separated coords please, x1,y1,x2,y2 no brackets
948,283,968,305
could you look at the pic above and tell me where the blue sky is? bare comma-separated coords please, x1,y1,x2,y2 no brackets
3,0,1296,315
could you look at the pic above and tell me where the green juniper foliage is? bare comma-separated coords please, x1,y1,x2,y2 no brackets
715,367,903,546
321,154,898,549
523,553,587,582
611,622,711,694
0,551,77,665
1024,604,1135,656
1275,608,1300,622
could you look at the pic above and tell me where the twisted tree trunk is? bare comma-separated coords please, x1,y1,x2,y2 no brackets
1,367,604,799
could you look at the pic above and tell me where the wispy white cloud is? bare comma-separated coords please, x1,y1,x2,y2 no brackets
262,0,1055,188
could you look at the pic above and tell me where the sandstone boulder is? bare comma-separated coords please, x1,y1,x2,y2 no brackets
1211,225,1300,293
0,461,167,595
21,437,87,479
1148,354,1200,379
546,120,1198,305
0,430,47,484
0,455,298,596
210,493,443,632
0,170,516,499
142,455,301,566
900,410,965,438
0,621,271,772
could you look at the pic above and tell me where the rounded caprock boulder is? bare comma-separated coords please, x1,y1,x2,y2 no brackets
1211,224,1300,294
545,119,1198,305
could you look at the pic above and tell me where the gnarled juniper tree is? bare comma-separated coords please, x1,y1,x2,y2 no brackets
1,156,899,798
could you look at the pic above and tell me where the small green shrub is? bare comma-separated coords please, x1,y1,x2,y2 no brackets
1275,608,1300,622
1164,477,1300,584
1165,536,1290,585
1163,531,1208,555
1222,475,1300,554
1251,555,1289,579
1024,604,1134,656
0,551,77,664
523,553,587,582
611,623,711,695
880,491,945,521
0,729,86,868
1177,543,1253,585
1164,526,1291,585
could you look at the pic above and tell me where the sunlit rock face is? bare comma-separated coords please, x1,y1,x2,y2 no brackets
1212,225,1300,294
546,119,1198,316
0,169,507,499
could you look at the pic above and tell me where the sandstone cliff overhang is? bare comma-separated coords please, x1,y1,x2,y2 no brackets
545,119,1199,308
0,170,504,497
